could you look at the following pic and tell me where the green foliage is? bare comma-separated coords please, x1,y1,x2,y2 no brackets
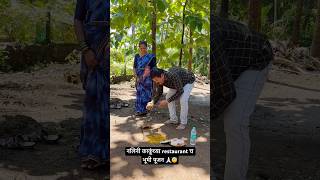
229,0,248,22
185,14,203,32
156,0,168,12
0,0,76,43
0,0,9,11
111,0,210,76
111,47,134,76
0,6,36,43
222,0,318,47
261,4,273,35
193,47,209,76
0,49,10,72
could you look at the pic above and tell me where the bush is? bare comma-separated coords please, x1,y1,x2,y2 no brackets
0,49,10,72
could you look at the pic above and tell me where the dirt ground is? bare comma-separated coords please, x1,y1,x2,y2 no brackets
0,64,108,180
213,66,320,180
0,63,320,180
110,80,210,180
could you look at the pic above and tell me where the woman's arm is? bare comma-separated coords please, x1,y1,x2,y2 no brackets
74,19,86,43
74,0,86,44
74,0,97,69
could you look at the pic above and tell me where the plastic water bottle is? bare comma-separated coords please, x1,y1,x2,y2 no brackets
190,126,197,146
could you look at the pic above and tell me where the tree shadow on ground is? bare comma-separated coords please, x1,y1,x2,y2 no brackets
267,79,320,93
0,116,109,179
110,89,211,180
0,98,109,180
58,93,84,111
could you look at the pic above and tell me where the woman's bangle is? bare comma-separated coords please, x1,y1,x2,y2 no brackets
79,41,89,51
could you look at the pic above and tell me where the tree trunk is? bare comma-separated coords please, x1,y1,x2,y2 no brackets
132,23,136,52
274,0,277,23
160,24,164,42
179,0,188,67
290,0,303,47
124,54,126,76
45,11,51,44
248,0,261,32
303,11,311,31
151,12,157,54
211,0,216,16
272,0,277,37
311,0,320,57
132,24,135,39
128,24,135,76
219,0,229,18
207,56,210,79
151,1,157,55
188,29,193,71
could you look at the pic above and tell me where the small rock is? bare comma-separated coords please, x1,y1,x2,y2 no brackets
57,172,69,176
73,169,79,176
2,101,10,105
8,165,19,169
13,175,27,180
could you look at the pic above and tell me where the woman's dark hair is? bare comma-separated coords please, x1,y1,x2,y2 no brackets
150,67,165,78
139,41,147,47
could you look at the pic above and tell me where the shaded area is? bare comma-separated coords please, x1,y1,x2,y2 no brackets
0,80,108,179
0,115,109,179
212,97,320,180
267,79,320,93
58,93,84,111
2,43,78,72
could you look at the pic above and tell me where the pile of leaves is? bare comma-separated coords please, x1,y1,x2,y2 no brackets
271,40,320,74
0,115,42,140
195,74,209,85
111,75,134,84
64,49,81,65
63,67,80,84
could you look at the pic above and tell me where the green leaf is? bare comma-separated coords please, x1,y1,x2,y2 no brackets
156,0,168,12
111,0,118,5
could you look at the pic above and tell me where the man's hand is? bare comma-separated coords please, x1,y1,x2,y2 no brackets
84,49,98,69
158,100,168,108
146,101,154,111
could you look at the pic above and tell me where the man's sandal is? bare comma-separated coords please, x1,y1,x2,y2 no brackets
176,124,186,130
164,120,179,125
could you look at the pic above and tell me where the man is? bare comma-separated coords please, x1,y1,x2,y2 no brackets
74,0,109,169
146,67,195,130
211,16,273,180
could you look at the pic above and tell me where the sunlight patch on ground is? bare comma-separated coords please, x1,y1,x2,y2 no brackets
111,165,210,180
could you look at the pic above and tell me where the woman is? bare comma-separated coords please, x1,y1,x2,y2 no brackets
74,0,109,169
133,41,156,116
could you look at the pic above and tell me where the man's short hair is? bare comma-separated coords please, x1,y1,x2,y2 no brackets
139,41,147,47
150,67,165,78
